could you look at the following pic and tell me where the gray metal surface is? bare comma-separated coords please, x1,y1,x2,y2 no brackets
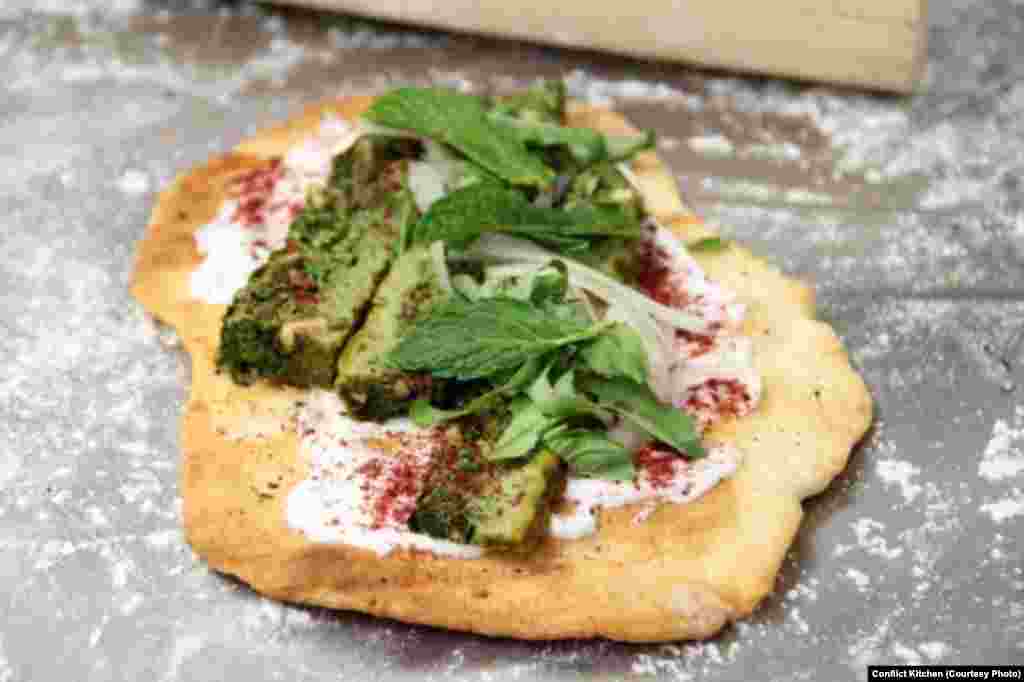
1,1,1021,679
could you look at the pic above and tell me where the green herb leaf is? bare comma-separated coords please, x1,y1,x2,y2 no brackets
386,298,609,381
543,427,634,480
489,112,655,165
688,236,728,252
527,260,569,306
491,400,559,460
580,324,649,385
409,398,451,427
581,376,705,458
490,80,566,125
363,87,554,189
455,261,569,307
408,355,547,426
413,182,641,249
563,162,643,219
528,367,613,423
489,112,606,164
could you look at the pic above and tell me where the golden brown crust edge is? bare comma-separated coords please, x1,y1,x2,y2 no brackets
129,96,873,642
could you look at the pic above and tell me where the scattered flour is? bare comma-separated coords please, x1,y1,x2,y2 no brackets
835,519,904,560
847,611,895,667
144,529,179,549
564,69,697,108
119,592,145,616
785,580,820,602
980,490,1024,523
745,142,802,161
875,459,923,503
0,637,11,682
0,0,140,18
788,608,810,635
844,568,871,592
116,169,150,195
917,641,952,661
110,556,133,588
890,643,923,665
688,134,735,157
84,506,110,527
977,408,1024,524
163,633,205,682
631,654,694,679
980,407,1024,481
0,449,22,488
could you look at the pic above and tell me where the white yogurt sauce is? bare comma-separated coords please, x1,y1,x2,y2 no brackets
190,200,274,304
286,391,482,559
189,115,362,304
641,223,761,427
550,445,741,539
650,223,745,330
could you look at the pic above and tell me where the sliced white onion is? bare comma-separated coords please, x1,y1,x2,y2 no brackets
407,161,448,213
461,234,710,334
672,335,762,409
603,301,675,404
430,240,452,294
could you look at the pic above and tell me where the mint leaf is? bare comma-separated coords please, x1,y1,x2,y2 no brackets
363,87,554,189
489,112,607,164
491,400,558,460
408,356,547,426
453,261,569,307
543,427,634,480
410,398,450,427
581,376,705,458
526,260,568,306
688,237,728,252
489,113,655,165
529,367,613,423
414,183,524,247
413,182,641,249
386,298,609,381
581,324,649,385
563,162,643,221
491,80,566,125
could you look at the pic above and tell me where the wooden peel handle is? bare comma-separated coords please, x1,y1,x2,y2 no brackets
271,0,927,93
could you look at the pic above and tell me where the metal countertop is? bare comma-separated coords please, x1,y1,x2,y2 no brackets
0,1,1021,679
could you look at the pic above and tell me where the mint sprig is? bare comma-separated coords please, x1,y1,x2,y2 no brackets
581,375,705,458
409,356,546,427
412,182,641,250
489,112,656,165
544,427,634,481
363,87,554,189
386,297,611,382
389,265,706,478
580,324,648,385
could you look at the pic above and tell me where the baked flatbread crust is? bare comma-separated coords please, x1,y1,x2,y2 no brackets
130,95,872,642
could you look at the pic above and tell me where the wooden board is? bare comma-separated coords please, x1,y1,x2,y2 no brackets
271,0,927,93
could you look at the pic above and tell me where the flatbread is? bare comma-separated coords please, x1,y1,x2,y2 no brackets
130,95,872,642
